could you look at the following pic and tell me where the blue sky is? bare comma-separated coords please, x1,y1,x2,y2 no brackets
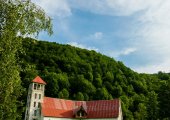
32,0,170,73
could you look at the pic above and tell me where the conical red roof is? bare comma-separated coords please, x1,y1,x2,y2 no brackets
32,76,46,85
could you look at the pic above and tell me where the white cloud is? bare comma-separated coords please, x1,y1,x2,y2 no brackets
88,32,103,40
133,0,170,73
135,60,170,73
68,0,156,16
93,32,103,39
31,0,71,17
67,42,99,51
108,47,137,58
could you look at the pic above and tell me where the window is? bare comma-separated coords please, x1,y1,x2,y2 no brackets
38,84,41,90
38,102,41,108
41,85,44,91
75,106,87,118
34,110,36,116
34,102,36,107
39,94,41,99
35,93,37,99
34,84,37,90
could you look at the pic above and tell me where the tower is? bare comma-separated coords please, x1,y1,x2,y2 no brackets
25,76,46,120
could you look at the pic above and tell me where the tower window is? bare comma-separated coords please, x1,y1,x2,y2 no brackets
41,85,44,91
38,84,41,90
39,94,41,99
38,102,41,108
34,84,37,90
34,102,36,107
35,93,37,99
34,110,36,116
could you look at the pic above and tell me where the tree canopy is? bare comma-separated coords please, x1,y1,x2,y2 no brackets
0,0,52,119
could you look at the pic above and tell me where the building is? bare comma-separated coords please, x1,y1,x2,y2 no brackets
25,76,123,120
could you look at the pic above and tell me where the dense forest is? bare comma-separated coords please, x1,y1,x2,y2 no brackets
20,38,170,120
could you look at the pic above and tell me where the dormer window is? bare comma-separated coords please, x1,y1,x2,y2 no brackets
75,105,87,118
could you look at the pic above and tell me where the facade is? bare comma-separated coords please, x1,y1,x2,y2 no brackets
25,76,123,120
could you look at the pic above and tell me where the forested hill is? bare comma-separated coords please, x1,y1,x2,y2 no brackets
20,38,170,119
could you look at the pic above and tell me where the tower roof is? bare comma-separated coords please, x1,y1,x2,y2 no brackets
32,76,46,85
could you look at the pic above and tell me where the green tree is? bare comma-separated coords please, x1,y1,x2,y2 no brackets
112,84,123,98
93,73,102,88
158,81,170,119
58,88,69,99
43,73,59,97
75,92,84,100
57,73,70,89
95,87,110,100
0,1,52,119
157,71,169,80
134,103,147,120
83,93,89,101
147,91,158,120
104,71,114,83
85,72,93,82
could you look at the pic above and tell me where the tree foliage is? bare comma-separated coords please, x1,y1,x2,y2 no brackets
0,0,52,119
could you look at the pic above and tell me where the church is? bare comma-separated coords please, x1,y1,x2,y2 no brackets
25,76,123,120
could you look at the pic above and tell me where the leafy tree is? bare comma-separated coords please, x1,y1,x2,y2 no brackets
75,92,84,100
104,81,113,92
95,87,110,100
158,80,170,119
85,72,93,82
134,103,147,120
0,0,52,119
21,64,39,88
157,71,169,80
104,71,114,83
83,93,89,101
146,91,158,120
58,88,69,99
43,72,59,97
112,84,123,98
57,73,70,89
93,73,102,88
70,75,96,95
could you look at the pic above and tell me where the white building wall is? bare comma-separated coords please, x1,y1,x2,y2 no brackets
43,118,119,120
25,83,45,120
118,101,123,120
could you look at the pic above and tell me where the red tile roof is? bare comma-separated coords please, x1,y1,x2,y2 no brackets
41,97,120,118
32,76,46,85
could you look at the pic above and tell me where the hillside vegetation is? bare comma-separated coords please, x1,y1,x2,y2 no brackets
20,38,170,119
